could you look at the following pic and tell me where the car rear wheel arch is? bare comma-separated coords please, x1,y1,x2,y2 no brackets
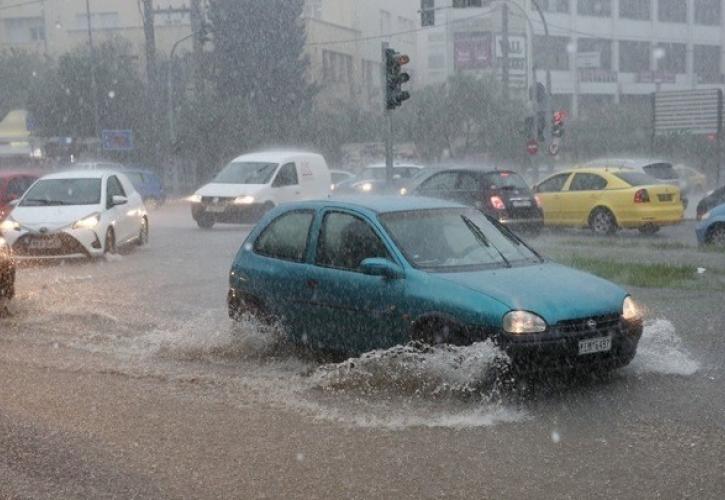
705,223,725,246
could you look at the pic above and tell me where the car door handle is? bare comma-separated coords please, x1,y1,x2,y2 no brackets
306,279,319,289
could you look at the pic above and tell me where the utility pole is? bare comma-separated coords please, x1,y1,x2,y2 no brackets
142,0,157,88
85,0,101,148
382,42,393,187
501,3,510,100
190,0,205,93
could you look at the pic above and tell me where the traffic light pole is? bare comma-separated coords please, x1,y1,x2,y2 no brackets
382,42,393,186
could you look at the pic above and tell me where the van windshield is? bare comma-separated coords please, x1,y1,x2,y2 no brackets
214,162,278,184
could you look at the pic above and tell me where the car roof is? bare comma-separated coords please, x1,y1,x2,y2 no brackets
586,158,671,168
366,163,424,169
544,166,632,177
39,169,119,180
231,150,323,164
289,195,466,214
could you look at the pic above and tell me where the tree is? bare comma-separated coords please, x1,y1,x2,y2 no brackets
0,49,47,120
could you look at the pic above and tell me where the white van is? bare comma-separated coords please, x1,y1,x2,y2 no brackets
189,151,330,228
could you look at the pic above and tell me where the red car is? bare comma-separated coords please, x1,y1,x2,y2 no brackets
0,170,40,221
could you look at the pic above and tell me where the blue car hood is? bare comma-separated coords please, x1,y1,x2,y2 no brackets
437,262,626,325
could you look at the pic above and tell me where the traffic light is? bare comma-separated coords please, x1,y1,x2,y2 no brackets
421,0,435,27
385,48,411,111
552,110,566,139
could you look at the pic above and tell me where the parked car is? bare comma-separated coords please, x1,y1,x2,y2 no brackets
0,170,148,259
329,169,355,192
534,167,683,234
335,162,424,194
696,185,725,221
674,164,707,194
402,167,543,235
189,150,331,228
227,196,643,371
585,158,688,206
124,168,166,208
0,235,14,307
0,170,41,221
696,202,725,247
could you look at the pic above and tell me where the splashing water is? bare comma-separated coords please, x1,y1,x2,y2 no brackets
628,318,699,376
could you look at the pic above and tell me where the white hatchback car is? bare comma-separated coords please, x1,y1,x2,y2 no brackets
0,170,148,259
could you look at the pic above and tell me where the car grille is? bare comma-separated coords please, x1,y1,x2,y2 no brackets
201,196,234,204
553,313,621,336
12,233,90,257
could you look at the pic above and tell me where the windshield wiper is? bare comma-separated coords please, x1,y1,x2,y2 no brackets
461,215,511,268
486,215,545,263
22,198,52,205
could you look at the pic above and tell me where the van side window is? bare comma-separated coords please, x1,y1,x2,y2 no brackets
273,163,299,187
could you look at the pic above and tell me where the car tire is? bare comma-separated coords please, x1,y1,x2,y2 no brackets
196,214,215,229
104,228,116,254
706,223,725,247
589,208,617,235
137,217,149,246
638,224,660,235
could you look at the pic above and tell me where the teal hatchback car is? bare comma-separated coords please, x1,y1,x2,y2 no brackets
228,197,644,370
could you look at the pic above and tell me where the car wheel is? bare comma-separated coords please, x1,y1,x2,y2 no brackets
196,214,215,229
706,224,725,247
589,208,617,235
104,228,116,254
413,318,453,346
137,217,149,246
638,224,660,235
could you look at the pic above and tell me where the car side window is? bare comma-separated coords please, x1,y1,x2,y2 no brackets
456,172,480,191
420,172,458,191
537,173,570,193
273,163,299,187
253,210,314,262
316,212,392,271
106,175,126,208
569,173,608,191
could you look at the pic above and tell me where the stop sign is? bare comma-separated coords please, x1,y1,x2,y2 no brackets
527,140,539,155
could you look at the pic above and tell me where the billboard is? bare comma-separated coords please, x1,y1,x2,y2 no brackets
454,32,492,71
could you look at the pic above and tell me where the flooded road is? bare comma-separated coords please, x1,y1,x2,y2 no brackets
1,203,723,498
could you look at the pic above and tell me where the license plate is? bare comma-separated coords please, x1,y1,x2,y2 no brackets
28,238,62,250
206,204,226,213
578,336,612,355
512,200,532,208
658,194,673,202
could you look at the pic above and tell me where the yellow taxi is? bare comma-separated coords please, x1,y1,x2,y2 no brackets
533,167,684,234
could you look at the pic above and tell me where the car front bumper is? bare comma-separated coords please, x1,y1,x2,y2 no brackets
499,315,643,372
3,228,104,259
191,202,268,224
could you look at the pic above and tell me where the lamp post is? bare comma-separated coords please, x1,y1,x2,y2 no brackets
85,0,101,150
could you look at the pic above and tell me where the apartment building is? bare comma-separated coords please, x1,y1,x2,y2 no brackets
303,0,420,109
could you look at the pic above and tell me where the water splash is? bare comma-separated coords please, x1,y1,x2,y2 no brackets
628,318,699,376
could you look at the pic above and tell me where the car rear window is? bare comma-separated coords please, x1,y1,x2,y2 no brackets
613,171,660,186
482,171,529,190
643,163,677,180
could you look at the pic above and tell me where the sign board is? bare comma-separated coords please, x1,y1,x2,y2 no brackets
638,71,676,84
454,32,492,70
575,51,600,69
495,34,527,89
495,35,525,59
101,129,134,151
653,89,723,136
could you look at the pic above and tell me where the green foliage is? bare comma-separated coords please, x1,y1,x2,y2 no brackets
0,49,46,119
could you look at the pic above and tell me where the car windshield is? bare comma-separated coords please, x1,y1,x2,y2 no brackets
643,163,677,180
614,171,660,186
483,171,529,190
20,178,101,206
380,208,541,271
213,161,278,184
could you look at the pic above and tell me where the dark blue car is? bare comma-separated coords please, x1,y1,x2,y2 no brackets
227,196,644,371
124,169,165,208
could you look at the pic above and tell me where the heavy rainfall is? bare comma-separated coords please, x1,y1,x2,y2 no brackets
0,0,723,498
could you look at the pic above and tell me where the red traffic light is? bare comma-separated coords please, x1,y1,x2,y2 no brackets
527,140,539,156
553,110,567,125
395,54,410,65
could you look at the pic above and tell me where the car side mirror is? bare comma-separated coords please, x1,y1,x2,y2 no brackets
360,258,404,279
111,195,128,206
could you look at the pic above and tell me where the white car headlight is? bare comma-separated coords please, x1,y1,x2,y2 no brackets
0,218,20,233
72,213,100,229
622,296,642,322
503,310,547,334
400,187,408,196
701,211,710,220
233,195,255,205
188,194,202,203
360,182,373,192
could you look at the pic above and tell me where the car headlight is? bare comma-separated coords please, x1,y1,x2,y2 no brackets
701,211,710,220
503,310,547,334
400,187,408,196
72,213,100,229
0,236,6,248
622,296,642,322
233,195,255,205
360,182,373,192
0,218,20,232
188,194,202,203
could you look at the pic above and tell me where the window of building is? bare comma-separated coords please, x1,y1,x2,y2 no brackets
656,42,686,74
694,45,721,83
539,0,570,13
577,0,612,16
4,17,45,43
657,0,687,23
533,35,570,70
578,38,612,70
254,210,314,263
322,50,353,83
694,0,721,25
316,212,391,271
619,0,651,20
619,40,651,72
75,12,120,30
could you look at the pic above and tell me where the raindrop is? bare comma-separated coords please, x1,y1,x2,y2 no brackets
108,90,116,99
551,430,561,443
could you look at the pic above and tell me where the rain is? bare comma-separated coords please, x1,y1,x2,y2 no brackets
0,0,724,498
